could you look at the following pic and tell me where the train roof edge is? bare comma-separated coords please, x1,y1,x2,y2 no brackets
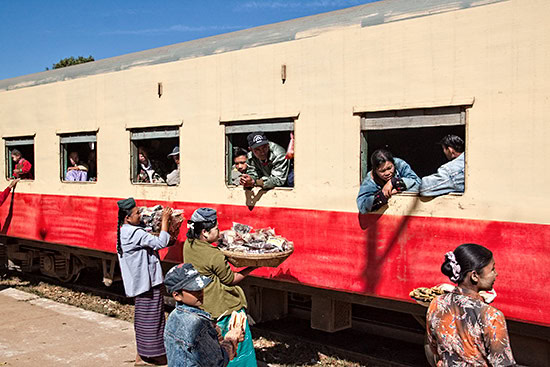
0,0,506,91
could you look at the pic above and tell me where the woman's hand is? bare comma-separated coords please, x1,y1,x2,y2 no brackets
382,180,394,198
8,178,20,189
160,207,173,232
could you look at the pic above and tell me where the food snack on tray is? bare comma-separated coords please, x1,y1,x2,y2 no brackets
228,310,247,331
139,205,184,241
217,223,292,254
410,284,497,307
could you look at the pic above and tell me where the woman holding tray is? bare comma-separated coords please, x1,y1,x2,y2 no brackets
116,197,173,366
426,243,516,367
183,207,258,367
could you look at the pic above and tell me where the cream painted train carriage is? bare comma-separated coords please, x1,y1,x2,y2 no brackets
1,0,549,364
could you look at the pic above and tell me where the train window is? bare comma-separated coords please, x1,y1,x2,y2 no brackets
129,127,180,185
223,118,295,188
4,136,35,180
360,106,466,182
59,133,97,182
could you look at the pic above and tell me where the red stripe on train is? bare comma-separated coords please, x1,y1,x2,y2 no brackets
1,192,548,326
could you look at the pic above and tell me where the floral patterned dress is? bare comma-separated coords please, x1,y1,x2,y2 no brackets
426,287,516,367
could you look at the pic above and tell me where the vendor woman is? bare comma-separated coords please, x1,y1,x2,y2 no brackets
116,197,173,366
183,208,258,367
426,243,516,366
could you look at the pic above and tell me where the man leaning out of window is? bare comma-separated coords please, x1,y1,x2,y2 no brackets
239,132,289,189
420,135,465,197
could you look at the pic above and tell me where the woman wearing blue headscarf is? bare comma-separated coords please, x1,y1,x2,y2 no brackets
183,208,258,367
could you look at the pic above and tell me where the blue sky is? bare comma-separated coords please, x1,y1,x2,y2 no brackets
0,0,379,81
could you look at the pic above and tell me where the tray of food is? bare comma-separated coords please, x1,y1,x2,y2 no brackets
410,283,497,307
139,205,184,243
217,223,294,268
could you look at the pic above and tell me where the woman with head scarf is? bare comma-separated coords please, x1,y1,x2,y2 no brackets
116,197,173,366
183,208,258,367
426,243,516,366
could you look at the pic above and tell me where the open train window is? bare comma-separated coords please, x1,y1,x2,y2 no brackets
59,132,97,182
130,127,180,185
359,106,466,185
223,118,294,188
4,136,35,180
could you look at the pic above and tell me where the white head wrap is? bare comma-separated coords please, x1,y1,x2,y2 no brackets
445,251,462,282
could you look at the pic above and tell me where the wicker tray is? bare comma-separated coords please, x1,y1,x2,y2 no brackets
220,243,294,268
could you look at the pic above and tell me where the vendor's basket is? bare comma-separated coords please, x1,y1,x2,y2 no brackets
220,243,294,268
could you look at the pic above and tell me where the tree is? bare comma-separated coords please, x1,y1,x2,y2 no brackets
46,55,95,70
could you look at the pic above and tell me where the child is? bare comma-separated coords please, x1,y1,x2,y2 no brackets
116,197,173,366
164,263,243,367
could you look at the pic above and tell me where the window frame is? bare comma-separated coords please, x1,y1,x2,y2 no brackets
59,132,97,183
128,126,180,186
4,136,35,180
359,106,467,183
222,117,295,188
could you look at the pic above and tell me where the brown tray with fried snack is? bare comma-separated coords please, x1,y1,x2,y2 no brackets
220,244,294,268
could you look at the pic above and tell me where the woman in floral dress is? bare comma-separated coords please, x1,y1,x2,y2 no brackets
426,243,516,367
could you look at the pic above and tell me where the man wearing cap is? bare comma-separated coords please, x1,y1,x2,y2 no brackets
164,263,243,367
166,146,180,186
239,132,290,189
420,135,465,197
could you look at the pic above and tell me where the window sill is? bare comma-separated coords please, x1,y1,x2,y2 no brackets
226,184,294,191
61,181,97,184
132,182,179,187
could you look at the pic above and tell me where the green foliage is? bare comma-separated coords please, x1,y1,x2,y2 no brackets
49,55,95,70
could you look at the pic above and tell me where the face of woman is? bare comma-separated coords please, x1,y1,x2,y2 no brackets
203,224,220,243
138,153,148,164
475,258,498,291
126,207,141,226
375,161,395,182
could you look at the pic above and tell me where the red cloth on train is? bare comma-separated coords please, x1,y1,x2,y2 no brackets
0,187,10,206
13,158,32,179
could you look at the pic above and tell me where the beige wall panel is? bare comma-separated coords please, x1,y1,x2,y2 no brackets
1,0,549,224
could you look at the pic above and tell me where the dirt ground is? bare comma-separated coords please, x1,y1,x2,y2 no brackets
0,274,368,367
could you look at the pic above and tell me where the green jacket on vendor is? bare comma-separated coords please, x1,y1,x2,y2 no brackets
246,141,289,189
183,238,247,318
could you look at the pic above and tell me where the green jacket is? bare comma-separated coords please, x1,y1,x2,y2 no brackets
246,141,289,189
183,239,247,318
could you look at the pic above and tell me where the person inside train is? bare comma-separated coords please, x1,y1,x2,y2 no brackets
136,146,166,184
356,149,420,213
11,149,33,180
239,132,290,189
0,179,20,206
420,135,465,197
64,152,89,181
183,207,259,367
426,243,516,366
166,146,180,186
87,150,97,181
163,263,244,367
230,147,248,185
116,197,173,366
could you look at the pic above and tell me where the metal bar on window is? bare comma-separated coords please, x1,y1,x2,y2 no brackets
60,135,97,144
130,130,179,140
225,122,294,134
4,139,34,146
361,113,464,130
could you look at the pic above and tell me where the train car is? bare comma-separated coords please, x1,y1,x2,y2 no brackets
1,0,549,364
